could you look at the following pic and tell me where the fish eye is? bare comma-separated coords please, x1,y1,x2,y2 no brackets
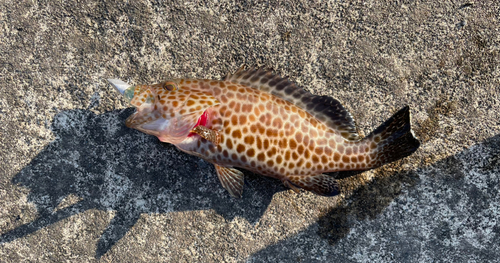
163,82,177,91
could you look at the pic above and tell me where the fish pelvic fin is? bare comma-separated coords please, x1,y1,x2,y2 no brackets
214,164,244,198
365,106,420,167
284,174,340,196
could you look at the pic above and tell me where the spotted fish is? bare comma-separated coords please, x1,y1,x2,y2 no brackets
108,68,420,198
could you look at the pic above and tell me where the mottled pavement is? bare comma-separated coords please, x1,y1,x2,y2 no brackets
1,1,499,262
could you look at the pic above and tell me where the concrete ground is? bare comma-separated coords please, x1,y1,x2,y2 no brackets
1,1,499,262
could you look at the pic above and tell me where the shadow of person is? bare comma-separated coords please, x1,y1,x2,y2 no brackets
0,108,285,258
249,134,500,262
318,133,500,245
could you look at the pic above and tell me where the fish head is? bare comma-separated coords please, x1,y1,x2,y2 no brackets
108,79,219,144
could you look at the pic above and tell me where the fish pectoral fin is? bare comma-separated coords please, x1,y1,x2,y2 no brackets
285,174,340,197
214,164,244,198
191,125,221,146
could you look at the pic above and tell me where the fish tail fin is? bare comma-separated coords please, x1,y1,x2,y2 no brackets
284,174,340,196
364,106,420,168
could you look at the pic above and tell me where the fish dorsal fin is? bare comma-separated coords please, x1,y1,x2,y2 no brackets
225,67,360,140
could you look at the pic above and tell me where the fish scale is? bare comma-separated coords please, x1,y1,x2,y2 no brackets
182,82,362,173
109,67,420,198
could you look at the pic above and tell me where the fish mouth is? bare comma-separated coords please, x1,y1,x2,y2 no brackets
126,109,209,130
125,109,211,144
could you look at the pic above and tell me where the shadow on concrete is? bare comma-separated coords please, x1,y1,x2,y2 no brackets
6,108,496,260
0,109,287,257
249,134,500,262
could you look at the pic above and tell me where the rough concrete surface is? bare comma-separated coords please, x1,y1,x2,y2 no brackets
0,0,499,262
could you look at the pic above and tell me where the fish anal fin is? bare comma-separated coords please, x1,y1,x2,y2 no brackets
214,164,244,198
285,174,340,196
225,66,359,140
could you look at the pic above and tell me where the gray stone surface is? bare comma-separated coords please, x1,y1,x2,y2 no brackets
0,0,499,262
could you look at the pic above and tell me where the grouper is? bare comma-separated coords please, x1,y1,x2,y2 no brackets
108,67,420,198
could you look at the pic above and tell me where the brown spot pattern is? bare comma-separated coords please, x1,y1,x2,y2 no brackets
165,79,378,184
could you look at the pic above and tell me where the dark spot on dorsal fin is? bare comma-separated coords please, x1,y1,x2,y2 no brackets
224,66,360,141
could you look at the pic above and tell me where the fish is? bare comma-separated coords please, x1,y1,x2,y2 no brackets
108,67,420,198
